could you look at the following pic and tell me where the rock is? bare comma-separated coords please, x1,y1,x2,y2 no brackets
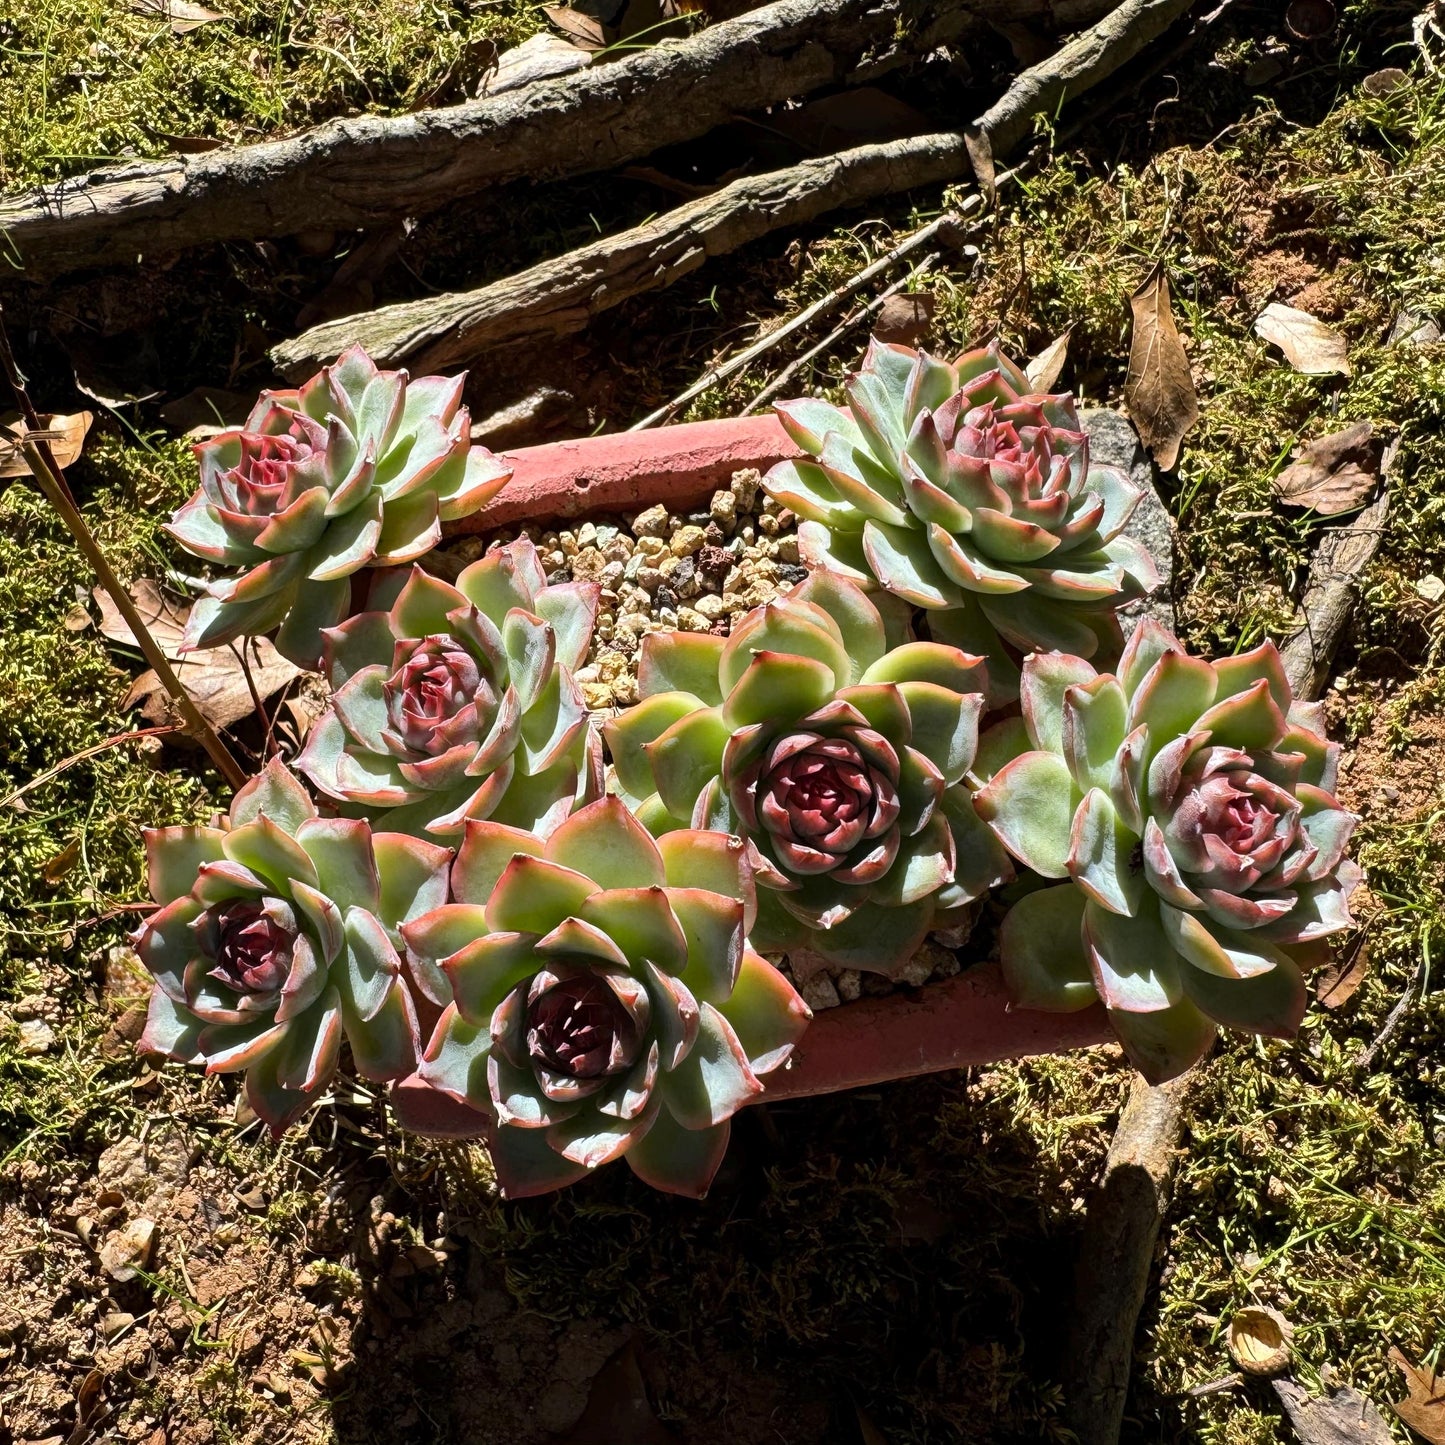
835,969,863,1003
670,524,707,557
609,675,639,706
97,1126,191,1202
16,1018,55,1055
99,1218,157,1282
677,608,708,631
730,468,762,511
709,489,737,527
694,595,727,621
582,682,613,709
1388,310,1442,348
596,650,627,682
570,549,606,580
799,974,841,1011
1079,407,1176,635
102,1311,136,1342
632,504,669,537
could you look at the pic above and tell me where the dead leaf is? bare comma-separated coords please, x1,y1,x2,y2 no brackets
1362,67,1410,95
67,1366,106,1445
0,411,93,478
42,838,82,885
1026,330,1072,392
1255,303,1352,376
542,4,609,48
1315,939,1370,1008
1273,421,1382,515
854,1402,892,1445
1273,1379,1395,1445
93,579,300,731
560,1340,675,1444
129,0,229,32
764,88,933,157
69,333,165,407
871,293,935,349
1125,263,1200,471
1392,1347,1445,1444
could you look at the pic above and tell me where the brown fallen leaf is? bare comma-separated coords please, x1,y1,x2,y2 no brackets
854,1402,892,1445
1392,1347,1445,1445
129,0,229,32
1125,263,1200,471
1273,421,1382,515
1315,939,1370,1008
42,838,83,885
93,579,300,731
542,4,610,48
0,410,93,478
1025,329,1072,393
1255,303,1352,376
871,293,935,349
1273,1378,1395,1445
1227,1306,1293,1377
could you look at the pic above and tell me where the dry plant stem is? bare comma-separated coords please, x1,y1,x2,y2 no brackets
5,428,249,792
0,324,78,509
0,0,1119,279
1063,493,1385,1445
0,727,180,812
274,156,972,380
631,207,974,430
740,250,944,415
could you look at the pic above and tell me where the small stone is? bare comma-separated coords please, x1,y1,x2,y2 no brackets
596,650,627,682
708,489,737,526
730,468,761,511
620,591,651,617
17,1018,55,1055
102,1311,136,1342
758,513,779,535
603,536,632,563
697,544,731,582
694,595,727,621
100,1218,157,1282
720,592,746,615
633,504,669,537
574,664,601,684
582,682,614,709
577,522,598,549
703,521,726,547
1416,574,1445,602
835,969,862,1003
893,950,937,989
677,608,708,631
656,584,680,612
545,549,566,572
774,534,799,564
557,530,578,556
800,974,841,1011
670,524,706,557
637,567,664,594
570,549,606,581
776,563,808,586
599,561,625,589
635,534,667,558
609,675,639,706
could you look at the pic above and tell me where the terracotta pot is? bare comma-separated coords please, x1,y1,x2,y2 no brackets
400,414,1114,1136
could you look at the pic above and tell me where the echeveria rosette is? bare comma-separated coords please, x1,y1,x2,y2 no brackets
602,571,1011,976
134,758,451,1132
167,345,512,669
972,622,1362,1082
296,538,601,842
402,797,811,1198
763,340,1158,703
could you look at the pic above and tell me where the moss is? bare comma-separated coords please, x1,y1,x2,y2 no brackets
0,0,544,192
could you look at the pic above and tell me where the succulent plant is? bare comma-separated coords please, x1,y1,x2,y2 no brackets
402,797,811,1198
972,622,1361,1081
167,346,512,669
763,340,1158,702
296,539,601,842
603,571,1011,976
134,759,451,1132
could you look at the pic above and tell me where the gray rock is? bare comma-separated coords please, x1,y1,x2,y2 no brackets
1387,309,1441,348
1080,407,1176,635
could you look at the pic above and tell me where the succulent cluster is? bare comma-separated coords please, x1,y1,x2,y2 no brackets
763,340,1157,701
973,622,1361,1081
135,759,449,1132
132,340,1363,1194
604,571,1011,975
297,539,600,841
168,346,512,668
405,798,810,1197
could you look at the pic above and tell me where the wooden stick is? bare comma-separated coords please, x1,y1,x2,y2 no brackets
0,314,249,793
629,209,970,430
273,157,972,381
739,249,944,415
0,0,1111,279
1062,483,1388,1445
